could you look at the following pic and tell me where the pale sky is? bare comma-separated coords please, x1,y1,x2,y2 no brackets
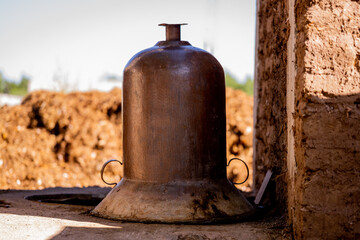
0,0,256,91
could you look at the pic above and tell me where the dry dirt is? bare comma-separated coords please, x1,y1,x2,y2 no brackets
0,88,253,191
0,187,289,240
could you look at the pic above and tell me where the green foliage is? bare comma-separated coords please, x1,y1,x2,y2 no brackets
0,72,29,96
225,73,254,96
225,73,241,89
0,72,6,93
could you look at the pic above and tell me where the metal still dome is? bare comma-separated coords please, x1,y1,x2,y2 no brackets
92,24,254,223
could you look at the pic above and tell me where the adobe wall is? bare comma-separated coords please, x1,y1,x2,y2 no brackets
255,0,360,238
254,0,289,209
292,0,360,238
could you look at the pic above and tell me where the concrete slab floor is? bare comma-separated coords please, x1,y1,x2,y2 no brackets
0,187,290,240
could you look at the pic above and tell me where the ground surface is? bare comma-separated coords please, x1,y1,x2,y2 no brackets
0,187,289,240
0,88,253,191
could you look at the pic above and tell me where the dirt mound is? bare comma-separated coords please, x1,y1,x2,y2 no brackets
226,88,253,191
0,88,253,191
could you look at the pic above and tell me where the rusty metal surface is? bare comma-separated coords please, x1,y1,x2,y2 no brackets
93,179,253,223
93,24,253,223
123,29,226,183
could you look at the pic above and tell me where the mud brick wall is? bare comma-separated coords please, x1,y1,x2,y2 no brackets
254,0,289,209
292,0,360,238
255,0,360,238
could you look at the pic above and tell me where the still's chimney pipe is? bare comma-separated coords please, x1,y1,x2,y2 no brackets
159,23,187,41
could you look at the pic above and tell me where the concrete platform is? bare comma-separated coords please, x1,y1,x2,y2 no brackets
0,187,289,239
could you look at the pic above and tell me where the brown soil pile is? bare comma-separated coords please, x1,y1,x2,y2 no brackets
0,88,253,191
226,88,253,192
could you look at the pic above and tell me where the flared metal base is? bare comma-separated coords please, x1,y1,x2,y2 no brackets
92,178,254,223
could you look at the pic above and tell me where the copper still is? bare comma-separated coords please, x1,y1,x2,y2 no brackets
92,24,254,223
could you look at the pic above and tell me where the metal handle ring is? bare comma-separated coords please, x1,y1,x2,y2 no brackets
227,157,249,185
100,159,123,187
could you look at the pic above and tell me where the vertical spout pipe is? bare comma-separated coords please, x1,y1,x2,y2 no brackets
159,23,187,41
